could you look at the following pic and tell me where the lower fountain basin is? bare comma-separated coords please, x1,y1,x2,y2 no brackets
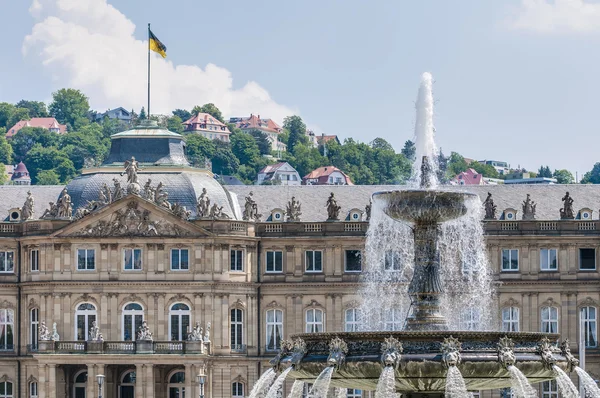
373,190,477,224
279,331,569,393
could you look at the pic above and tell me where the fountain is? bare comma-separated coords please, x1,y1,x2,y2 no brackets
254,73,588,397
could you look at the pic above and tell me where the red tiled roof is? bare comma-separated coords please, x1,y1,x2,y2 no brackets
233,114,281,134
302,166,353,185
317,135,339,144
6,117,67,138
14,162,28,173
453,168,484,185
182,113,230,134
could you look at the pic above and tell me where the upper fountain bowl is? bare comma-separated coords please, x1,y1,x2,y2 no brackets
373,190,478,224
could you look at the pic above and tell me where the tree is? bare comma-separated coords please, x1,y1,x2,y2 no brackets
191,103,224,123
0,103,16,129
211,141,239,175
172,109,191,121
6,108,31,130
61,124,110,170
49,88,90,128
0,135,13,164
471,162,499,178
10,127,60,161
283,115,308,153
35,170,60,185
166,116,183,133
581,163,600,184
248,129,272,155
231,132,261,166
139,107,147,120
370,138,394,152
401,140,416,162
537,165,552,178
290,142,327,177
16,100,49,117
25,144,76,183
185,134,215,168
446,152,469,177
553,169,574,184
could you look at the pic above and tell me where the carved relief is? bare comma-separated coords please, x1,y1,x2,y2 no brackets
343,300,361,310
0,300,15,309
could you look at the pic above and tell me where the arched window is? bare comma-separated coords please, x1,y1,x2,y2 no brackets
345,308,361,332
169,303,190,341
73,371,87,398
231,309,243,351
541,306,559,333
168,371,185,398
305,308,324,333
385,308,403,331
232,382,244,398
75,303,97,341
460,308,481,331
29,381,38,398
123,303,144,341
266,309,283,351
501,307,519,332
581,306,597,348
0,381,13,398
0,308,14,350
120,370,136,398
30,308,39,350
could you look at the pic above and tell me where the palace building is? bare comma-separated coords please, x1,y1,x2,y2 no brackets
0,121,599,398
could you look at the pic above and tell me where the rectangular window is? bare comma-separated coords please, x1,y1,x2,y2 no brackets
347,390,362,398
123,248,142,270
501,307,519,332
266,251,283,273
384,251,401,271
305,309,324,333
231,309,244,350
30,382,38,398
30,308,39,350
0,251,14,273
581,306,597,348
501,249,518,271
345,250,362,272
542,381,558,398
266,309,283,351
345,309,361,332
230,250,243,272
77,249,95,271
30,249,39,272
305,251,323,273
170,249,189,271
580,248,596,270
540,249,558,271
541,306,558,334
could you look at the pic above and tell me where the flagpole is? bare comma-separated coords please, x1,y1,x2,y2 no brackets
147,23,151,118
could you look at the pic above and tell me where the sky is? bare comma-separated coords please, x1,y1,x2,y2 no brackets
1,0,600,178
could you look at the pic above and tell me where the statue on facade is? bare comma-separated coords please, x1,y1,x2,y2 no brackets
99,183,111,205
209,203,229,219
41,202,59,219
57,188,72,218
522,194,536,220
365,202,372,221
113,178,125,201
137,320,153,341
483,192,497,220
88,321,104,342
155,182,171,210
196,188,210,218
142,179,155,201
39,321,51,341
22,191,35,220
171,203,191,220
560,191,575,219
326,192,341,221
187,322,203,341
242,192,261,221
51,322,60,341
122,156,141,195
286,196,302,221
203,322,211,343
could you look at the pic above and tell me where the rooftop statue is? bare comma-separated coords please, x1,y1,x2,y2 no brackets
522,194,536,220
57,188,72,218
560,191,574,220
171,202,191,220
99,183,112,205
22,190,35,220
113,178,125,201
155,182,171,210
41,202,59,219
483,192,497,220
122,156,142,195
243,191,261,221
286,196,302,221
326,192,342,221
209,203,230,219
196,188,210,218
142,179,155,202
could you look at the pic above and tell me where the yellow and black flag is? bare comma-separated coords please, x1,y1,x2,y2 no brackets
149,28,167,58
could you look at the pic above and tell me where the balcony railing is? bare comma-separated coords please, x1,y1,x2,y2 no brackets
258,222,367,237
484,220,600,235
35,340,209,355
231,344,247,353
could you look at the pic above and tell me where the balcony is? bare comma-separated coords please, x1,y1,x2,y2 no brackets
484,220,600,236
231,344,247,354
257,222,368,237
34,340,210,355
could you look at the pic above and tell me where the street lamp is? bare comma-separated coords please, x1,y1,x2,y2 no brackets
96,374,105,398
197,365,206,398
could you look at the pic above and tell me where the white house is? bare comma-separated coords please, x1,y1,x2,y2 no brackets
256,162,301,185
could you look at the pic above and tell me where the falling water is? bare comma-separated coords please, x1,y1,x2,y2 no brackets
552,365,579,398
575,366,600,398
265,368,293,398
309,367,335,398
249,368,278,398
375,366,396,398
288,381,305,398
507,365,537,398
445,366,472,398
334,387,348,398
411,72,439,188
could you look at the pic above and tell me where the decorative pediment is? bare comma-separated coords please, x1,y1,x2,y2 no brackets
27,374,38,383
265,300,283,309
0,300,15,309
304,299,324,309
343,299,361,310
0,374,12,383
231,374,247,385
53,196,211,238
502,298,520,308
231,298,246,309
28,298,37,309
76,294,99,307
167,293,193,309
579,296,599,308
540,297,559,308
119,294,146,310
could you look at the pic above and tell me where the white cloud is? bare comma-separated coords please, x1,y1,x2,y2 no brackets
22,0,296,122
507,0,600,33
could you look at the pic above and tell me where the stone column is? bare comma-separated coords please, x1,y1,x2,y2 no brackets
145,364,154,398
86,363,96,398
100,294,109,337
38,364,46,398
96,364,106,398
62,293,71,341
109,293,118,341
48,364,57,398
135,364,144,398
184,364,192,398
157,294,166,339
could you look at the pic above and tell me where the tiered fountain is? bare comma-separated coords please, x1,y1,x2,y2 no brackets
252,73,597,398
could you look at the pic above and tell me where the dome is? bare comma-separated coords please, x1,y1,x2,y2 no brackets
14,162,29,173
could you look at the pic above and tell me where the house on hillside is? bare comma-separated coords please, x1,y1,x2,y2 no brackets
6,117,67,138
182,113,231,142
4,162,31,185
306,131,340,149
229,114,286,152
451,168,502,186
256,162,301,185
94,107,132,123
303,166,353,185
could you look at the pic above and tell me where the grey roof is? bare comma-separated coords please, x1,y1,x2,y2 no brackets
226,184,600,222
0,185,64,221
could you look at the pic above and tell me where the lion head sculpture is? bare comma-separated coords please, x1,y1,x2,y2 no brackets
497,336,516,369
441,336,462,368
269,339,293,371
381,336,403,370
560,339,579,372
290,338,308,369
327,337,349,369
537,337,557,371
